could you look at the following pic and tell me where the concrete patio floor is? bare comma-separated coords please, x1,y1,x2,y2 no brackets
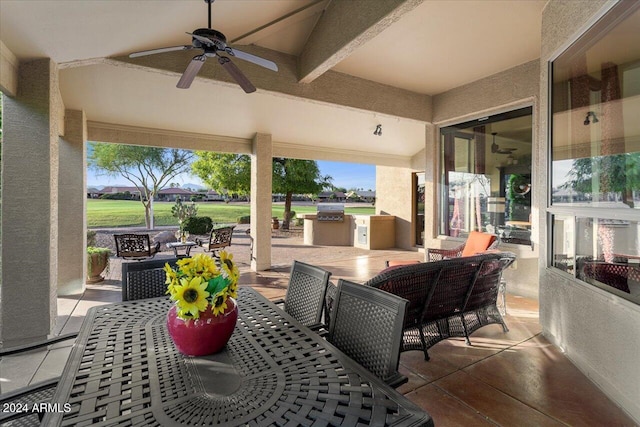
1,226,636,426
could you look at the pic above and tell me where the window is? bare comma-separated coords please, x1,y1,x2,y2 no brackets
439,108,533,245
550,1,640,303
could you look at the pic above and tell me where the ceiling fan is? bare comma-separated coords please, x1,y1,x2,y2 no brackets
490,132,517,155
129,0,278,93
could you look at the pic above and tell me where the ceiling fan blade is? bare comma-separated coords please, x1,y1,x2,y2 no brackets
187,32,216,48
226,48,278,72
218,56,256,93
129,45,192,58
177,55,206,89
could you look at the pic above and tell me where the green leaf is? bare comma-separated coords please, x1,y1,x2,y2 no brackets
206,276,229,295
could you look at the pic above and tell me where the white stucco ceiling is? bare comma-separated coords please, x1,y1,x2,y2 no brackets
0,0,546,164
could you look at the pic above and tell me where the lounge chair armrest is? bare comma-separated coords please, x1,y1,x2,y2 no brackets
386,373,409,388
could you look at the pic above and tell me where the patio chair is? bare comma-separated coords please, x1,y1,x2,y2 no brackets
195,225,235,256
122,257,180,301
114,233,161,260
328,279,408,388
275,260,332,329
0,332,78,425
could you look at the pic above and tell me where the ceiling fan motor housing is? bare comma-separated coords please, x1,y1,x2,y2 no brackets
192,28,227,50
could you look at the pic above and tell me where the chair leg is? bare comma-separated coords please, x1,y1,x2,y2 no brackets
418,326,430,361
460,314,472,346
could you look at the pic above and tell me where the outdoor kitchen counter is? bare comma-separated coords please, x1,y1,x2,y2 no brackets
301,214,396,249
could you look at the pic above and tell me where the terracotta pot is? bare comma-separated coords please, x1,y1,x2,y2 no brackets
166,298,238,356
87,252,109,284
272,217,280,230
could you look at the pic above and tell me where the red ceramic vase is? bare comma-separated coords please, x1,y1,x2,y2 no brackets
166,298,238,357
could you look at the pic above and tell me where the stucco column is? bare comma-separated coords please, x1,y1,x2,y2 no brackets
58,110,87,295
1,59,60,344
250,133,272,271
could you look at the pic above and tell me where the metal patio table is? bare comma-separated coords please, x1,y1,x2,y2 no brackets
44,287,433,426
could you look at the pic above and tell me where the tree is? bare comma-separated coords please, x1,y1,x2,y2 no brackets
192,152,251,197
89,143,194,229
273,158,332,229
563,153,640,208
192,153,332,229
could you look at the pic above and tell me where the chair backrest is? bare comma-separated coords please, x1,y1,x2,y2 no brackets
114,233,159,259
204,226,235,251
460,231,497,257
284,260,332,328
122,257,179,301
329,279,408,387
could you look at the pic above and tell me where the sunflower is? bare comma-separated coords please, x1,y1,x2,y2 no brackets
211,289,229,316
164,263,179,295
219,251,239,284
173,276,210,319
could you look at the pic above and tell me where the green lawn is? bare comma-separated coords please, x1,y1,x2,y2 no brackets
87,199,375,228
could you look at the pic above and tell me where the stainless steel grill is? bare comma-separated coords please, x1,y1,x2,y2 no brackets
317,203,344,222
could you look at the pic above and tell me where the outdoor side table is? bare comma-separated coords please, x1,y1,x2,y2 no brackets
44,287,433,426
166,241,197,257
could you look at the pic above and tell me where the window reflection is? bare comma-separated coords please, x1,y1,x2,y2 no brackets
439,108,533,245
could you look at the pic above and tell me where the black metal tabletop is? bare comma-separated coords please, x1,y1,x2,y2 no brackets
44,287,433,426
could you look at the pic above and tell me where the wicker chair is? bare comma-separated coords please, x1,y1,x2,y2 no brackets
122,257,179,301
195,225,235,256
114,233,161,260
365,252,515,360
0,333,77,425
427,230,498,262
275,260,332,329
328,279,408,388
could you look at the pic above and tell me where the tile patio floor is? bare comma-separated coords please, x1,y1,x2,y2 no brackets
1,225,637,426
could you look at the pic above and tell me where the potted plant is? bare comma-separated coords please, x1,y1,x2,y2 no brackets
86,230,111,283
171,197,198,242
164,251,240,356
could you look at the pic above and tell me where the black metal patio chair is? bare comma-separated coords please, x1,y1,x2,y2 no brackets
275,260,332,330
328,279,408,388
122,257,180,301
114,233,161,260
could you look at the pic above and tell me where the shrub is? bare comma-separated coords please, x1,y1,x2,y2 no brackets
237,215,250,224
183,216,213,235
87,230,97,247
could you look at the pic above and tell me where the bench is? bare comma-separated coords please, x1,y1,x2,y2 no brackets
363,251,516,360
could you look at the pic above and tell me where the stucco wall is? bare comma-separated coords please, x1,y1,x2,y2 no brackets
376,165,419,250
538,0,640,422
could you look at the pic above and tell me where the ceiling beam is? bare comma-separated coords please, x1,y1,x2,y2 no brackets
298,0,425,84
0,41,18,96
231,0,329,46
110,44,432,123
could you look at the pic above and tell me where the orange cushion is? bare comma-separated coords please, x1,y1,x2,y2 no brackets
386,260,421,267
461,231,496,257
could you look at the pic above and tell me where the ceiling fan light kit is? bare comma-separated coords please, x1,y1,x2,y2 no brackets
129,0,278,92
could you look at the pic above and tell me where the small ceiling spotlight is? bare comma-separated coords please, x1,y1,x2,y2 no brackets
584,111,599,125
373,124,382,136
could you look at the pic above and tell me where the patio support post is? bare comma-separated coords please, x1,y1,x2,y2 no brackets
1,59,61,344
58,110,87,295
250,133,272,271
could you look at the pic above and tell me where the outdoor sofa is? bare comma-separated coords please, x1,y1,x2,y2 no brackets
363,251,516,360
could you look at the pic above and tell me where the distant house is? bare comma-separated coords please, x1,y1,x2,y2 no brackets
88,186,142,199
204,190,225,201
346,190,376,203
317,191,346,203
157,187,194,201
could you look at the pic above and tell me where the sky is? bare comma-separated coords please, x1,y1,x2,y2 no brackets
87,160,376,191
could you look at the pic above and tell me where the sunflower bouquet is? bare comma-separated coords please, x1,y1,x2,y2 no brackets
164,251,239,320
